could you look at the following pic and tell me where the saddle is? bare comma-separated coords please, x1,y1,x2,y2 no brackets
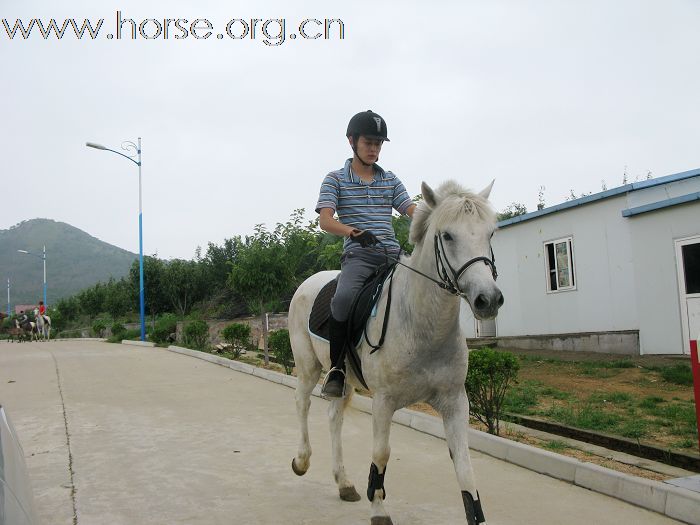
308,262,396,389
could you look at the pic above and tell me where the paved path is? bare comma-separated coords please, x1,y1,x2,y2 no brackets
0,341,685,524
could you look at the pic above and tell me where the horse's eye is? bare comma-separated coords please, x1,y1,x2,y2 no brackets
442,232,453,241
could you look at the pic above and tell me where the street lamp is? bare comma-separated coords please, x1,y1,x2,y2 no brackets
86,138,145,342
17,245,47,307
6,278,10,318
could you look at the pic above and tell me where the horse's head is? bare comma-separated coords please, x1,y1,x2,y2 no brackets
409,180,504,320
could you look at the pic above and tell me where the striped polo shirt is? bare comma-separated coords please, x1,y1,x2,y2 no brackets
316,158,413,253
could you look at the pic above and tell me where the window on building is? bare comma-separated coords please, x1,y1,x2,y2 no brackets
545,237,576,292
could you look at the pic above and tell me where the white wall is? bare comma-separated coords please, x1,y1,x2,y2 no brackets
477,194,640,339
461,175,700,354
627,201,700,354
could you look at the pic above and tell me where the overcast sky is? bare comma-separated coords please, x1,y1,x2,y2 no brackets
2,0,698,260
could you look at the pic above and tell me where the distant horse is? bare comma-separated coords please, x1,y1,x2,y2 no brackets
33,307,51,341
20,318,38,342
7,319,26,342
289,180,503,525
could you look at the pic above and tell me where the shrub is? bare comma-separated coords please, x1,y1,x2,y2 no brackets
92,319,107,337
221,323,251,358
150,313,178,344
268,329,294,375
465,348,520,435
122,328,141,340
184,319,209,350
660,364,693,386
111,322,126,337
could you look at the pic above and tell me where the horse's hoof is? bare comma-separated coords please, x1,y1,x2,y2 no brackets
370,517,393,525
291,458,307,476
339,486,361,502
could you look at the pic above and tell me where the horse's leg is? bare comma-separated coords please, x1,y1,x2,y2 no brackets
439,389,486,525
328,388,361,501
368,395,394,525
290,333,322,477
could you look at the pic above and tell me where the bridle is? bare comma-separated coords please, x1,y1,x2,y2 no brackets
434,232,498,297
369,230,498,298
361,232,498,354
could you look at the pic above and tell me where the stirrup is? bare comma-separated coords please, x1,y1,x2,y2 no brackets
321,367,347,399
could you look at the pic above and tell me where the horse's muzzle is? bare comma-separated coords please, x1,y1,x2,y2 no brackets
471,289,504,320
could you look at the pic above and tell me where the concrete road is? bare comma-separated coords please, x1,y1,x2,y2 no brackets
0,341,685,525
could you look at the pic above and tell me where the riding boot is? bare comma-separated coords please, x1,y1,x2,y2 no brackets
322,315,348,398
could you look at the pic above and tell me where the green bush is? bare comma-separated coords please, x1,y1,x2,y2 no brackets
221,322,251,358
660,364,693,386
111,322,126,337
150,313,178,344
268,329,294,374
184,319,209,350
107,328,140,343
92,319,107,337
466,348,520,435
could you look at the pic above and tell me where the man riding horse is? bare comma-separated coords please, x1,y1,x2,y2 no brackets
316,110,416,398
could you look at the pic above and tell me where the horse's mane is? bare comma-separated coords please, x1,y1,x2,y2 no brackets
409,180,496,244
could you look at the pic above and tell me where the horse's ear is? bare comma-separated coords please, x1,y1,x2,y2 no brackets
421,182,438,208
479,179,495,200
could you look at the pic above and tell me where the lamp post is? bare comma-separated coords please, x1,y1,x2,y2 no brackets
86,138,145,341
6,278,10,318
17,245,47,307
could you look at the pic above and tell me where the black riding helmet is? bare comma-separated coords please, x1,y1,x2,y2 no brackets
346,110,389,167
346,110,390,142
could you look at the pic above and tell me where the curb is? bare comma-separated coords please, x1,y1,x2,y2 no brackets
159,344,700,524
121,340,156,348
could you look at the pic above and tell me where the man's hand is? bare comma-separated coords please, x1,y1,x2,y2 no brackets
350,229,379,248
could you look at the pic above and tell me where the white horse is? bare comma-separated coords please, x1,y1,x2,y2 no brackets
33,308,51,341
289,180,503,525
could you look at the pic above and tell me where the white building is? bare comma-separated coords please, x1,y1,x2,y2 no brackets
461,168,700,355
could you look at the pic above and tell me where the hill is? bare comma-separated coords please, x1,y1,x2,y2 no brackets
0,219,137,307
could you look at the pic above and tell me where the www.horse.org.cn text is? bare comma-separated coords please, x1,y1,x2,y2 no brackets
2,12,346,46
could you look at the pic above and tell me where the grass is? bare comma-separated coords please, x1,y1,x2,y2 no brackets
543,440,569,451
619,419,649,439
498,355,700,452
544,405,622,432
589,391,633,404
672,439,697,449
659,364,694,386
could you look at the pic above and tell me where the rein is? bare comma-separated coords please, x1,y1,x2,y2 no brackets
360,234,497,353
368,232,498,297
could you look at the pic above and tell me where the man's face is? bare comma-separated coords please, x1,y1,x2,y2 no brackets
352,135,383,163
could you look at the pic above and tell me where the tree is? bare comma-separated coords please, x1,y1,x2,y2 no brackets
228,225,295,365
129,256,169,318
316,234,344,270
198,237,242,290
162,259,206,316
497,203,527,222
103,277,133,319
392,215,413,254
275,209,323,286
